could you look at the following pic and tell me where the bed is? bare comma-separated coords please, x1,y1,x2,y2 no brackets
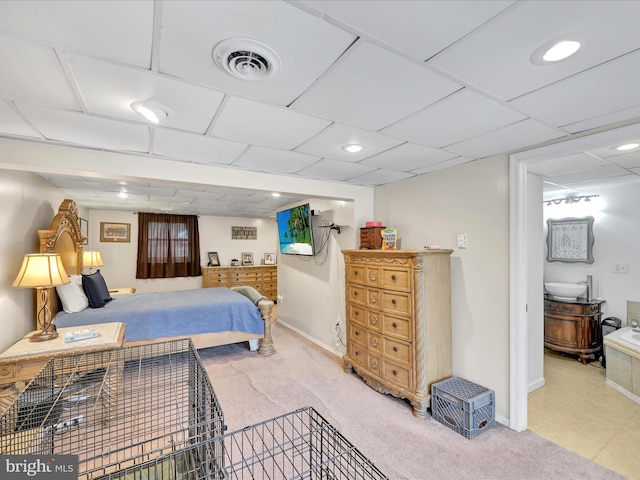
37,199,275,355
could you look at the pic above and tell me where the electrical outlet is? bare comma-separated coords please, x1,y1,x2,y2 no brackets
457,233,468,249
615,263,628,274
334,320,340,331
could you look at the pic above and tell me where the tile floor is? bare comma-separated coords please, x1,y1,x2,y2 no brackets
529,349,640,479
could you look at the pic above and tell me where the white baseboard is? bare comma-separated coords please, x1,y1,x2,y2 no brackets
276,319,344,358
606,378,640,405
528,377,545,393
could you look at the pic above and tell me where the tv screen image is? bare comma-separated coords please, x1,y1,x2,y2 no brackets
276,203,314,256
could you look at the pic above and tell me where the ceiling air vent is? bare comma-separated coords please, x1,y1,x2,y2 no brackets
212,38,280,81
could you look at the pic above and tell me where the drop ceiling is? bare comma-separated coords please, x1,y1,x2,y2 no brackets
1,0,640,217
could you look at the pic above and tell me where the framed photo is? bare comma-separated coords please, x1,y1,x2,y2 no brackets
100,222,131,243
264,253,275,265
80,218,88,245
242,252,254,266
546,216,594,264
207,251,220,266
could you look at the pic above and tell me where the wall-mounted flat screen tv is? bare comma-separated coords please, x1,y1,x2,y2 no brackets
276,203,314,256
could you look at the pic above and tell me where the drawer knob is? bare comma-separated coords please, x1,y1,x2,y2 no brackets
391,275,397,281
392,370,398,376
355,331,359,336
354,291,358,296
392,299,397,305
392,322,397,328
393,346,398,352
355,351,360,356
355,311,359,316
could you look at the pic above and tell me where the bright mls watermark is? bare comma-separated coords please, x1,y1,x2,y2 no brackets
1,455,78,480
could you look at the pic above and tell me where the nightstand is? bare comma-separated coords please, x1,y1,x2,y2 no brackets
0,322,125,415
108,287,136,295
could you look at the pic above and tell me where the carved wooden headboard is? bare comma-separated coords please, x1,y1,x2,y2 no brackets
37,199,85,323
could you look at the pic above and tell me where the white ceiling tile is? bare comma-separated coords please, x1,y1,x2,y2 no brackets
430,1,640,101
545,165,631,185
445,119,565,159
0,100,40,138
296,159,376,181
209,96,331,149
527,152,608,176
563,174,640,191
0,35,80,109
0,0,154,67
383,89,526,148
293,41,462,130
348,169,416,186
298,0,514,61
296,123,403,162
233,146,320,174
562,104,640,135
158,0,355,105
153,128,246,166
360,142,458,171
591,149,640,169
68,55,224,134
411,156,475,175
509,50,640,127
17,103,150,152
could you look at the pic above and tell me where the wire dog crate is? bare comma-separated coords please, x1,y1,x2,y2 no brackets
0,340,388,480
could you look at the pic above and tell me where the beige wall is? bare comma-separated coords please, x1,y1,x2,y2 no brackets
374,154,511,421
0,169,77,351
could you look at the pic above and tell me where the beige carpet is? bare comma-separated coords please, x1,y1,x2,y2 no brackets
197,322,625,480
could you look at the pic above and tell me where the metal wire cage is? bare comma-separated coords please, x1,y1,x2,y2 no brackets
0,339,224,480
0,339,388,480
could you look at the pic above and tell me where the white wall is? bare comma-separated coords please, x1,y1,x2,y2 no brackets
0,169,82,351
86,209,278,293
277,199,356,355
543,183,640,324
374,155,511,421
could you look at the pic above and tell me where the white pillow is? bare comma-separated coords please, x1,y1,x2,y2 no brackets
56,275,89,313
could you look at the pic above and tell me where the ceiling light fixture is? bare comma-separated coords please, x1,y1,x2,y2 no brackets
130,101,169,124
212,38,281,81
271,192,281,197
118,191,128,199
616,143,640,151
531,38,581,65
341,144,363,153
544,194,599,206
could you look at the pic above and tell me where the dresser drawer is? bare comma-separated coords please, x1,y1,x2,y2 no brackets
382,337,411,364
348,343,367,368
349,305,366,326
381,359,412,390
230,272,261,283
349,265,366,285
263,281,277,291
349,285,367,306
381,314,411,341
381,267,410,292
544,300,600,315
381,291,411,317
349,323,367,347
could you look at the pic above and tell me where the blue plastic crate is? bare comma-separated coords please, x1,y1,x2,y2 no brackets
431,377,495,439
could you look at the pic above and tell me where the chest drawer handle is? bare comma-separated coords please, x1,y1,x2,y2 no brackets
355,311,359,316
355,331,359,336
393,346,398,352
392,322,397,328
391,275,397,281
392,370,398,376
354,291,359,296
391,299,397,305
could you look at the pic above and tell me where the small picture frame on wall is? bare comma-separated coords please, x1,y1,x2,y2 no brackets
207,251,220,266
546,216,594,264
242,252,254,266
100,222,131,243
80,218,88,245
264,253,275,265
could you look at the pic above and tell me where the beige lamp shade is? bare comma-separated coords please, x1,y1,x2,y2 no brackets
83,250,104,269
12,253,70,288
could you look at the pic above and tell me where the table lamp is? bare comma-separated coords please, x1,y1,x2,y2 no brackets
83,250,104,273
12,253,70,342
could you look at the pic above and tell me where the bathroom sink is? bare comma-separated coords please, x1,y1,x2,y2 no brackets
544,282,587,300
620,329,640,348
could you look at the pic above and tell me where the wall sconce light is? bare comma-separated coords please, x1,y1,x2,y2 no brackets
544,194,599,206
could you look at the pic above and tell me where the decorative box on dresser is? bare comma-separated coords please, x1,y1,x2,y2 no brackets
341,249,453,417
544,295,604,364
202,265,277,302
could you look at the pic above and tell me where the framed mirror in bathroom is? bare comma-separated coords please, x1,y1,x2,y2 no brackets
546,216,594,264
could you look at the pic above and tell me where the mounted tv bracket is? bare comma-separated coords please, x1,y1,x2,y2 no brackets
320,222,341,234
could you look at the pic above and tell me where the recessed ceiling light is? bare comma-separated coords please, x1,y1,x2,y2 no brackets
271,192,281,197
341,144,363,153
130,101,169,124
531,38,581,65
118,191,128,199
616,143,640,151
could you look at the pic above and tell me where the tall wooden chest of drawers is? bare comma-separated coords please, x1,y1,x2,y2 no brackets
342,249,453,417
202,265,277,302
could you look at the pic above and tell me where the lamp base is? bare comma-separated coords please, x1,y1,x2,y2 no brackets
29,330,59,342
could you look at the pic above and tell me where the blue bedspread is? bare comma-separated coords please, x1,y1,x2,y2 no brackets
54,288,265,342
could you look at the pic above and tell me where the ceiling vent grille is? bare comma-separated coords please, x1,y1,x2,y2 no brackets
212,38,280,81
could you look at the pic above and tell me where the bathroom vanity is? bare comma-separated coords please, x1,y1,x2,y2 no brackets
544,295,604,364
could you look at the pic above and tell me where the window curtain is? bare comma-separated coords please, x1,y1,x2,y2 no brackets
136,213,202,279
